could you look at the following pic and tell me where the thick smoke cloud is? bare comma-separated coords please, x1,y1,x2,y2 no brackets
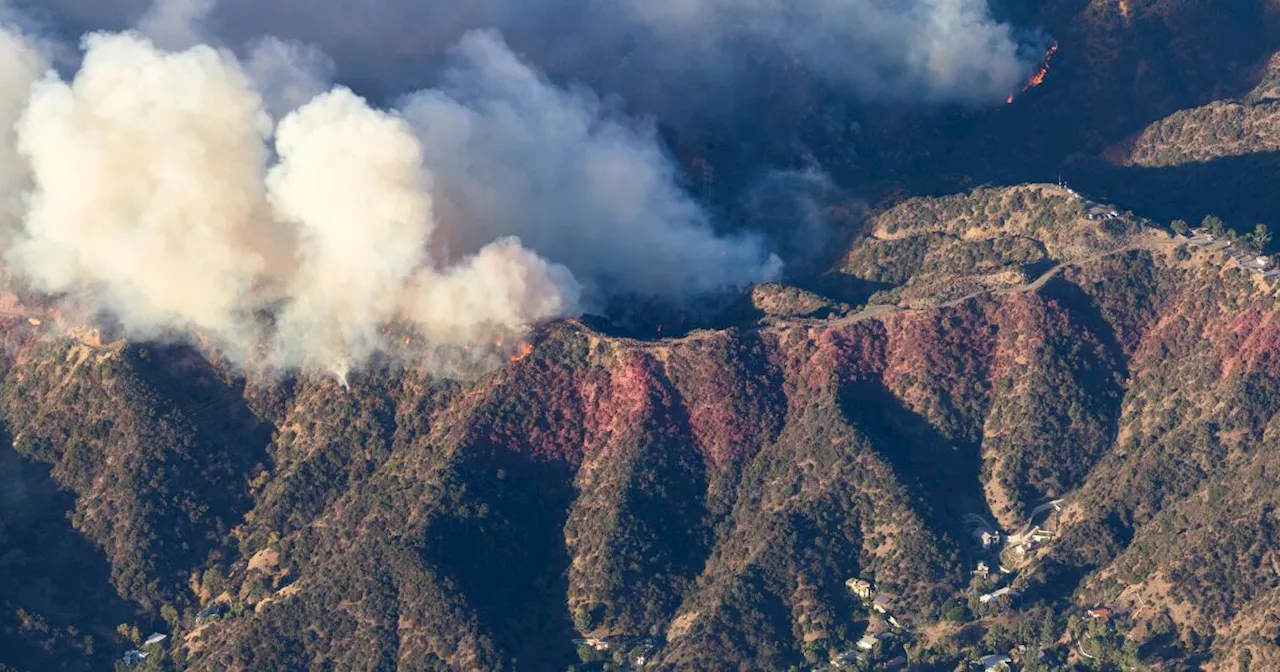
244,37,333,118
618,0,1036,103
0,23,44,245
0,0,1043,377
400,32,783,299
135,0,210,50
33,0,1039,105
0,15,778,376
12,34,273,353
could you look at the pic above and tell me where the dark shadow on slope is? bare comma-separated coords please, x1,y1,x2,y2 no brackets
1023,507,1134,605
1066,151,1280,237
1039,275,1129,378
598,372,713,635
1023,258,1058,281
0,439,143,670
663,567,799,671
121,344,275,593
589,294,737,340
837,379,991,551
802,275,895,309
429,447,578,670
128,344,276,450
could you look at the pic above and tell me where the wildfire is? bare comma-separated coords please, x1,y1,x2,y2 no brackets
1006,41,1059,104
510,342,534,363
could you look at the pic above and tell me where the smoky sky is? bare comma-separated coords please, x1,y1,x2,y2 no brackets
0,0,1043,377
20,0,1042,105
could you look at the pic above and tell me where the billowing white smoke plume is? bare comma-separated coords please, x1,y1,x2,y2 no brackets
13,34,274,353
401,31,783,298
263,85,584,371
0,23,779,375
0,23,46,246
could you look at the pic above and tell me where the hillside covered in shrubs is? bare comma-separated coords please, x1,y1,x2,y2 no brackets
1,186,1279,670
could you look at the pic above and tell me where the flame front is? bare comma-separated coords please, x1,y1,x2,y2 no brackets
511,342,535,363
1006,41,1059,104
1022,42,1058,91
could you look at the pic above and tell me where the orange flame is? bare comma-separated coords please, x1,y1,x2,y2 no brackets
1006,41,1058,104
510,342,534,363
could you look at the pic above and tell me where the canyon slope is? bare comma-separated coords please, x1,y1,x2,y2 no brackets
3,185,1280,670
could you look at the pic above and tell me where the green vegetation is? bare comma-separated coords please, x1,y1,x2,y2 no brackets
2,185,1279,670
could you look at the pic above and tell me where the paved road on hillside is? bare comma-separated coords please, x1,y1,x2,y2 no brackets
775,235,1181,333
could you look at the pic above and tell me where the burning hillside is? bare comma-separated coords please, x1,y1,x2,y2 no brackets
1007,41,1060,103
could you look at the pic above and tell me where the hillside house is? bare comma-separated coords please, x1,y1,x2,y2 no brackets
972,561,990,578
979,587,1015,604
856,633,880,651
120,650,149,666
1027,526,1055,542
144,632,167,646
631,644,656,667
883,656,908,671
872,595,892,614
846,578,874,600
1084,205,1120,221
829,649,864,668
197,603,229,620
975,653,1013,671
1086,607,1113,622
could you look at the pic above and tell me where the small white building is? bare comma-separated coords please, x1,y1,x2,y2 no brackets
979,587,1015,604
976,653,1013,671
845,577,874,600
856,633,880,651
143,632,167,646
120,650,149,666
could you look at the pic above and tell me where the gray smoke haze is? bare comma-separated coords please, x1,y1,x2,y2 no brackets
0,23,44,244
616,0,1037,103
30,0,1040,104
135,0,210,50
400,31,783,299
0,0,1042,377
0,5,780,376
